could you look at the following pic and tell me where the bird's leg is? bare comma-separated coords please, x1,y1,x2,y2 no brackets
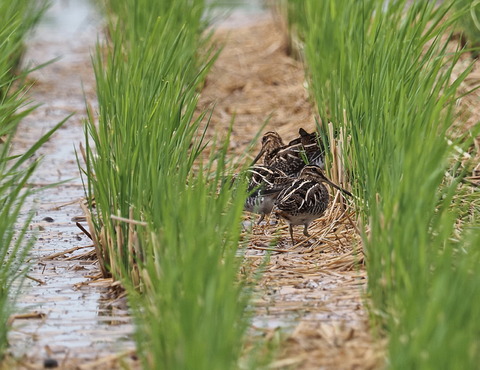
264,212,276,227
256,213,265,225
289,224,295,245
303,224,310,237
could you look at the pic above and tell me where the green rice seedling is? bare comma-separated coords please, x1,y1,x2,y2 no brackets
0,117,65,361
0,6,66,360
454,0,480,56
388,221,480,369
125,156,251,370
288,0,480,367
0,141,36,360
85,5,215,278
84,1,259,368
0,64,38,357
0,0,47,97
0,108,65,359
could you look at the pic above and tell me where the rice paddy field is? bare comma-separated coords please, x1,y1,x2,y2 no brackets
1,0,479,369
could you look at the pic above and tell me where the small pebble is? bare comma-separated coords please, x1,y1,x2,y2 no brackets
242,221,253,229
71,215,86,222
305,280,319,289
42,217,54,223
43,358,58,368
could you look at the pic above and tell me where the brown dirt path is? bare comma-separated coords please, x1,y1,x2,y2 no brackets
198,16,384,370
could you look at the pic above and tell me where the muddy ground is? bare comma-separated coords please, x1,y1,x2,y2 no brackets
7,2,135,369
12,0,480,369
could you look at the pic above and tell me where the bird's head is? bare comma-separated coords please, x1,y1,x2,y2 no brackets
252,131,284,165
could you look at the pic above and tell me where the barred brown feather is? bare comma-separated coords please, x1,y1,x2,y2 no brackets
273,165,349,244
244,165,292,224
253,128,325,177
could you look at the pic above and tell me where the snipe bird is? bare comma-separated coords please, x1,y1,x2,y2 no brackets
273,165,351,244
253,129,325,176
291,128,325,169
251,131,285,166
244,165,291,224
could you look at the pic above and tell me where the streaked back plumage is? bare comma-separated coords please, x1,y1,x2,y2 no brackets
274,165,350,244
244,165,292,223
257,128,325,177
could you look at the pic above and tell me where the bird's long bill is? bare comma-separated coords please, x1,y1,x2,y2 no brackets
323,177,353,197
251,147,265,166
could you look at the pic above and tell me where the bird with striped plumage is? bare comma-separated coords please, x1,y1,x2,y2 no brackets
252,128,325,177
243,165,292,224
273,165,351,244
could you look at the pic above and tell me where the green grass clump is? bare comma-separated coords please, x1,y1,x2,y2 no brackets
454,0,480,55
0,67,37,359
288,0,480,368
128,165,249,369
85,1,254,368
0,1,47,99
0,2,63,360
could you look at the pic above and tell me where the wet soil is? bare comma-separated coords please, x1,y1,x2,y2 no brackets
7,1,135,368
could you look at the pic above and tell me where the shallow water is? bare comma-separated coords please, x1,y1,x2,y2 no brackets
8,0,135,366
